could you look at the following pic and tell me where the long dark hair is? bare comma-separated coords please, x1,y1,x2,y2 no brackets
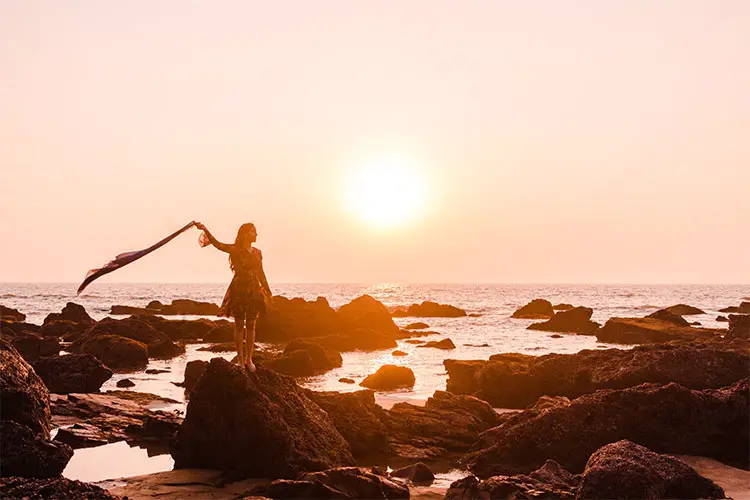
229,223,256,272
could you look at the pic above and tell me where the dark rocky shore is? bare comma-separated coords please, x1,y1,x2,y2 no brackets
1,296,748,499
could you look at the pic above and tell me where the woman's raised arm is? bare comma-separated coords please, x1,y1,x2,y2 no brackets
195,222,233,253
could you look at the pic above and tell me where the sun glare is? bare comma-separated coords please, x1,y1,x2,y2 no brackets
345,157,427,229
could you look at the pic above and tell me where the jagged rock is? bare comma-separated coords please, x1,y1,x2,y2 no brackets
727,314,750,340
1,305,26,321
467,379,749,477
717,315,728,322
147,338,186,359
527,307,600,335
577,440,724,499
33,354,112,393
43,302,94,327
40,320,89,340
116,378,135,388
416,338,456,349
663,304,705,315
0,338,52,436
360,365,415,391
284,340,342,371
138,316,217,341
305,389,389,458
10,333,61,363
392,350,408,356
404,322,429,330
0,476,117,499
265,349,317,377
1,320,41,337
257,296,340,342
392,301,466,318
171,359,354,478
0,420,73,478
339,378,355,384
647,308,691,326
596,317,723,344
511,299,554,319
75,335,149,371
445,342,749,408
113,299,221,316
338,295,401,337
202,323,235,343
720,302,750,314
552,303,574,311
178,360,208,395
253,467,409,499
391,462,435,485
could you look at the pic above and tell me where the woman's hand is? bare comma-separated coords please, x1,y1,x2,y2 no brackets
195,222,207,231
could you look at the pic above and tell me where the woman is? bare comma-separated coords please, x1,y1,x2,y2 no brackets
194,222,272,373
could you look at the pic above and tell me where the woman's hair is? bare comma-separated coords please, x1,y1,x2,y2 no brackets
229,223,256,271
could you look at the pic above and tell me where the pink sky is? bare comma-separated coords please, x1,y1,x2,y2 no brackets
2,1,748,284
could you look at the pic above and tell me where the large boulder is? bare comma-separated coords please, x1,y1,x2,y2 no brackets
304,389,390,458
467,379,749,477
576,440,724,500
416,338,456,349
0,420,73,478
445,342,749,408
646,308,691,326
257,296,340,342
75,334,149,372
663,304,705,315
33,354,112,394
202,323,235,343
40,320,90,340
527,307,600,335
1,320,41,337
74,316,171,346
138,316,217,341
392,301,466,317
0,338,52,436
391,462,435,485
360,365,415,391
596,317,723,344
0,305,25,321
171,358,355,478
158,299,221,316
511,299,554,319
283,340,342,373
252,467,410,499
727,314,750,340
177,360,208,395
338,295,400,336
10,333,61,363
42,302,94,328
0,477,117,499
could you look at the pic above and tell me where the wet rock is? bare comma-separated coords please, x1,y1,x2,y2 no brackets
511,299,554,319
550,334,562,338
202,323,235,343
33,354,112,393
339,378,355,384
43,302,94,328
360,365,415,391
727,314,750,340
1,305,26,321
577,440,724,500
116,378,135,388
647,308,691,326
114,298,221,316
305,389,389,458
40,320,89,340
597,317,723,344
464,343,490,347
467,379,749,477
717,315,728,322
404,339,425,344
391,462,435,485
527,307,600,335
145,368,169,374
257,296,341,342
0,338,52,436
404,322,429,329
139,316,217,341
177,360,208,395
75,334,149,371
147,338,186,359
1,320,41,337
720,302,750,314
304,331,398,352
445,342,749,408
110,304,154,315
552,303,574,311
10,333,61,363
171,358,355,478
416,338,456,349
0,420,73,478
264,349,316,377
0,476,117,499
392,350,408,356
663,304,705,315
250,479,346,499
284,340,343,371
338,295,401,337
392,301,466,318
300,467,409,499
196,342,237,352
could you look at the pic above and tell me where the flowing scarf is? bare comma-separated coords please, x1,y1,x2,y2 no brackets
77,221,201,295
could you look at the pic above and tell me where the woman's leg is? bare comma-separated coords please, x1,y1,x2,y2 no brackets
245,310,259,372
233,314,246,367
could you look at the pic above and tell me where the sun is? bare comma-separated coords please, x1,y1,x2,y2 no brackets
345,157,427,229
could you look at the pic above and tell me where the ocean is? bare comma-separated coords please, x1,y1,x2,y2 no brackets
2,282,748,483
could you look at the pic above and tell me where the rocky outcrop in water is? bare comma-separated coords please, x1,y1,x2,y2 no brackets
511,299,554,319
720,301,750,314
646,308,691,326
727,314,750,340
74,334,149,371
596,317,723,344
360,365,415,390
0,305,25,321
527,307,600,335
0,338,52,436
391,301,467,317
111,298,221,316
9,333,61,363
466,379,749,478
576,440,724,500
662,304,705,315
391,462,435,485
43,302,95,328
416,338,456,349
444,341,749,408
171,359,355,478
33,354,112,394
1,319,41,337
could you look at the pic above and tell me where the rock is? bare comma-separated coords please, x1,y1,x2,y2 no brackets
0,305,26,321
253,467,410,499
40,320,89,340
171,358,355,478
717,315,728,322
552,303,574,311
43,302,94,327
116,378,135,388
303,332,398,352
196,342,236,352
404,322,429,329
76,335,149,371
391,462,435,485
727,314,750,340
550,334,562,338
138,316,217,341
33,354,112,393
202,323,235,343
110,304,153,315
597,317,723,344
0,476,116,499
511,299,554,319
690,321,701,326
646,308,691,326
339,378,355,384
338,295,401,336
663,304,705,315
177,360,208,395
0,420,73,478
404,339,425,344
392,350,408,356
305,389,389,458
257,296,341,342
10,333,61,363
147,338,186,359
416,338,456,350
73,316,177,351
284,340,343,372
467,379,749,477
145,368,169,374
264,349,316,377
0,338,52,436
464,343,490,347
445,342,749,408
250,479,346,499
577,440,725,500
360,365,415,390
392,301,467,318
720,302,750,314
115,298,222,316
1,320,41,337
527,307,600,335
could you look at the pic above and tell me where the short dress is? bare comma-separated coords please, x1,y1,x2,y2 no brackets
219,247,269,318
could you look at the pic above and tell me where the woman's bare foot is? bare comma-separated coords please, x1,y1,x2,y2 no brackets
246,358,256,373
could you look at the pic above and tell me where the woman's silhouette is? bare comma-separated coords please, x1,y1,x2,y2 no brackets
195,222,271,372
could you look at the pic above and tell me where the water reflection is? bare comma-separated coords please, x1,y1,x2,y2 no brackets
63,441,173,483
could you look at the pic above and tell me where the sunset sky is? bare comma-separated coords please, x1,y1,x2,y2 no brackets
2,1,748,284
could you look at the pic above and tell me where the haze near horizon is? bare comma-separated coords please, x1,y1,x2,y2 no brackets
2,1,748,285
